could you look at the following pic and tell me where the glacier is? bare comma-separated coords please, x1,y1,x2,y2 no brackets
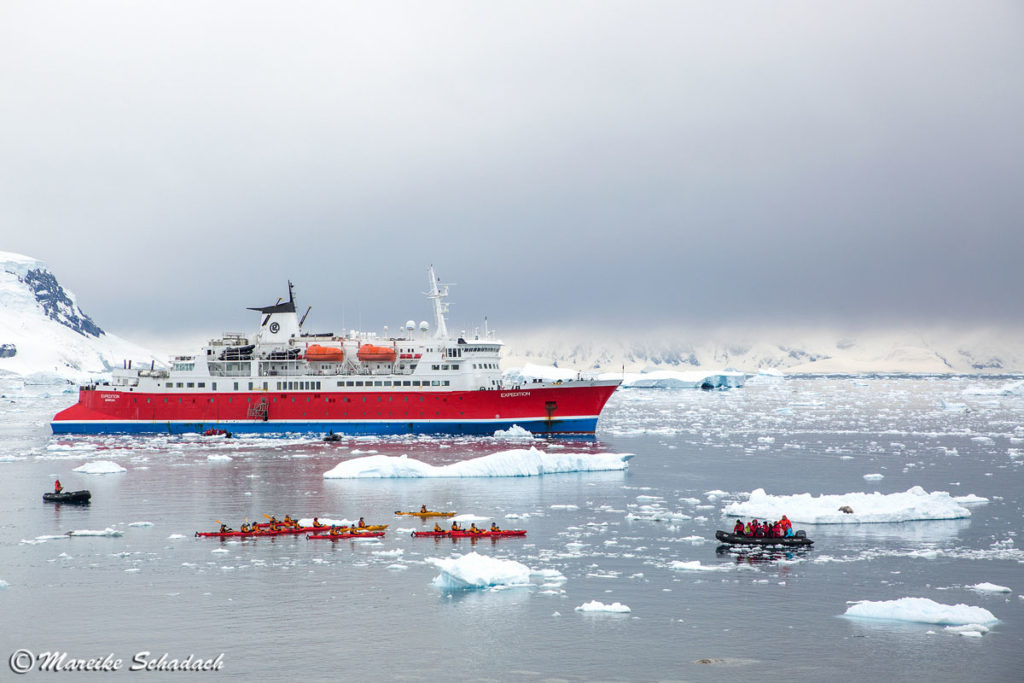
0,251,159,383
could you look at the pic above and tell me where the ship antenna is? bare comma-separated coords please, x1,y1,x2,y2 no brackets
424,265,452,339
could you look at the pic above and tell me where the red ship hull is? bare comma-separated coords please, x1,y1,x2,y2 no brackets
51,382,619,436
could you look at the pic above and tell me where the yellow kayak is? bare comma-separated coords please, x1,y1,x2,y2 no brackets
395,510,457,518
335,524,388,532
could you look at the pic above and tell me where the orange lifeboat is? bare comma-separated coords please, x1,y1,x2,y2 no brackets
357,344,396,363
305,345,344,362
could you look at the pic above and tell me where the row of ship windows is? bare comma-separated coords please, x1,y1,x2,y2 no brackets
159,379,453,390
473,363,498,370
335,380,451,387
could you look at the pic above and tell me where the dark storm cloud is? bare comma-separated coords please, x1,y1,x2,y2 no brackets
2,1,1022,338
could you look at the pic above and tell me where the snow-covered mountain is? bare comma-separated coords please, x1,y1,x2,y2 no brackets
499,326,1024,375
0,251,159,383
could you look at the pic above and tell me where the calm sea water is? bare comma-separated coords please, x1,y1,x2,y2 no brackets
1,377,1022,682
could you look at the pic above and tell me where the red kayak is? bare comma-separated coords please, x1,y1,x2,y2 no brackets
412,530,526,538
196,530,267,538
195,526,326,538
307,532,385,540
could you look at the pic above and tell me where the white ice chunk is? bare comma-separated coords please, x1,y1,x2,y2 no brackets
427,552,531,590
72,460,126,474
844,597,997,625
669,560,726,572
575,600,631,613
492,425,534,440
863,473,884,481
324,447,632,478
967,582,1012,593
66,528,124,537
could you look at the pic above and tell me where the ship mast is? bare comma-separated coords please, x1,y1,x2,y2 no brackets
425,265,451,340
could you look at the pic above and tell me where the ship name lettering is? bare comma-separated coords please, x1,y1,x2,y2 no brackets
500,391,530,398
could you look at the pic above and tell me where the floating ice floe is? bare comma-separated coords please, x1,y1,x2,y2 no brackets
724,487,981,524
72,460,126,474
944,624,989,637
843,597,998,625
323,447,632,479
427,552,531,590
863,473,884,481
206,454,233,462
66,528,124,537
967,582,1012,593
669,560,726,572
128,521,153,527
575,600,631,613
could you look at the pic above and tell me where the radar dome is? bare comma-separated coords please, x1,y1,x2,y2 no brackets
419,321,429,332
405,320,416,331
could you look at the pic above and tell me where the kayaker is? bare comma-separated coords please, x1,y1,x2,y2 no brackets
357,517,366,528
469,523,482,534
329,526,343,536
54,479,63,494
283,514,296,527
240,523,251,533
219,523,233,533
450,521,461,532
420,504,428,513
433,523,444,533
733,519,744,535
312,517,324,528
489,522,501,533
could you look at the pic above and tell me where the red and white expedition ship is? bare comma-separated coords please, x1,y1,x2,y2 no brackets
51,268,620,436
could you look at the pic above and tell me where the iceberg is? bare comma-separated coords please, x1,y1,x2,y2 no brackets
492,425,534,440
323,447,632,479
967,582,1011,593
72,460,127,474
427,552,531,590
724,487,977,524
575,600,631,613
843,597,998,625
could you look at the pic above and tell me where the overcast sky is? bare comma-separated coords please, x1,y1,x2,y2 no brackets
2,1,1022,342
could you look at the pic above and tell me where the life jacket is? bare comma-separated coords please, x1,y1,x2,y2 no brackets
744,523,752,535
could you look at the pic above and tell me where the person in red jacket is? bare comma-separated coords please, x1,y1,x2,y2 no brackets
772,521,782,537
733,519,745,535
54,479,63,494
